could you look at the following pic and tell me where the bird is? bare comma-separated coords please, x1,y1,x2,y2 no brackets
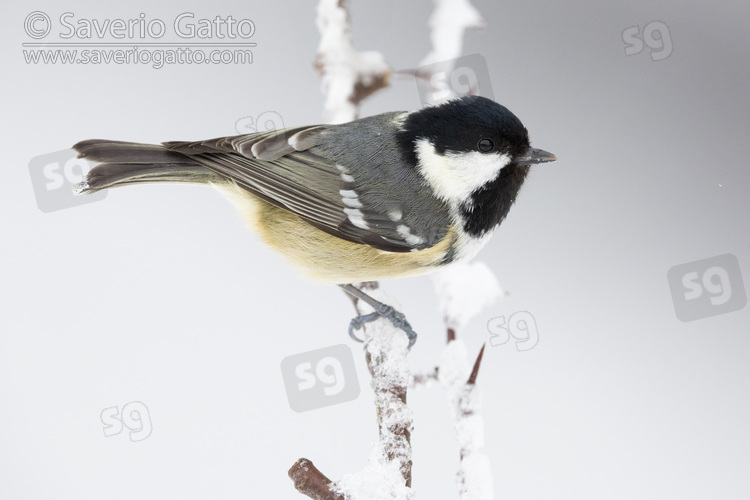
74,95,555,345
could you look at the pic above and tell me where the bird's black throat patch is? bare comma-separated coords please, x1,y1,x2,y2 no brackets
459,164,530,237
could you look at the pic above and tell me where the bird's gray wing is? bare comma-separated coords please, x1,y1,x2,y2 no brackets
163,123,445,253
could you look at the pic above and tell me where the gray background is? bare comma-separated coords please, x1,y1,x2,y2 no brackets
2,0,749,498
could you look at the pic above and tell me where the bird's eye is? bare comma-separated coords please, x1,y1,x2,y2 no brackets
477,139,494,153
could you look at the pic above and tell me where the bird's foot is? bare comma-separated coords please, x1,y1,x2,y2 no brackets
341,284,417,349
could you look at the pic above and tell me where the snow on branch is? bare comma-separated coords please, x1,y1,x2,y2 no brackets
420,0,485,67
290,284,414,500
433,261,502,500
330,283,414,499
315,0,390,123
434,261,504,336
417,0,486,106
438,342,494,500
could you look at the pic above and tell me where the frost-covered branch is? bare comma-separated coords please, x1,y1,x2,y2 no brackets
315,0,390,123
434,261,504,335
329,283,414,499
290,283,414,500
420,0,485,67
432,261,502,500
417,0,485,105
360,284,413,487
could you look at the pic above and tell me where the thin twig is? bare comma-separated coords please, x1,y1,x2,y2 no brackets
467,344,486,385
447,327,457,343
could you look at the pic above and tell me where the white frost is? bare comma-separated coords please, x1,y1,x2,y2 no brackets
332,444,414,500
434,260,498,500
437,336,470,388
438,340,494,500
457,453,494,500
433,261,504,333
316,0,389,123
420,0,484,68
340,286,413,498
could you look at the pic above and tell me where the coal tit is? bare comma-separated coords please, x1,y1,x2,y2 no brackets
74,95,555,284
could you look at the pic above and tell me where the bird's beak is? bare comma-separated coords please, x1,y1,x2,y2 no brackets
516,147,557,166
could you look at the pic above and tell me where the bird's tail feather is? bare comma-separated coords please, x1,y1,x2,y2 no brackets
73,139,219,194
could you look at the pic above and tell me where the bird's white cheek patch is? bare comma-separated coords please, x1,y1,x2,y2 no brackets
415,139,511,204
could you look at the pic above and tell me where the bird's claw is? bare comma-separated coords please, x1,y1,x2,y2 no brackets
348,307,418,349
348,312,380,342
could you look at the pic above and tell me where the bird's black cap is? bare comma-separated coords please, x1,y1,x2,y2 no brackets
396,95,532,166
